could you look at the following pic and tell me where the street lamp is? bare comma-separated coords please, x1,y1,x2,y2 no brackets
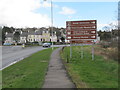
44,0,54,50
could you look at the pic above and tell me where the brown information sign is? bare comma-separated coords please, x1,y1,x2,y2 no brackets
66,20,97,44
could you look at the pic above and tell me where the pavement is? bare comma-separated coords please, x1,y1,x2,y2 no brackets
42,47,76,89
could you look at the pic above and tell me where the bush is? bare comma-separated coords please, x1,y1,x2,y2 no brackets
99,41,110,48
25,42,32,45
16,43,22,45
32,41,39,45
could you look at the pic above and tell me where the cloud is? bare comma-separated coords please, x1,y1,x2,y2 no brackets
97,21,118,30
52,0,118,2
59,7,76,15
97,24,109,30
0,0,51,28
41,2,58,8
41,2,51,8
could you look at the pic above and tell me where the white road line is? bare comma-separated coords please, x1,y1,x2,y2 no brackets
1,48,47,71
0,57,26,71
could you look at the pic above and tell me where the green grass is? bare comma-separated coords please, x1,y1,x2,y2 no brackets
61,46,118,88
2,48,57,88
0,71,2,89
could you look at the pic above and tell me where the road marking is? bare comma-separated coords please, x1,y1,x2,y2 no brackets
0,57,25,71
1,48,47,71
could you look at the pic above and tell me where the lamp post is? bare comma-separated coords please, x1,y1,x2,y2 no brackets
44,0,54,50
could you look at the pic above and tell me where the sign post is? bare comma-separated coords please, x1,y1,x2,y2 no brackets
70,43,72,59
92,41,94,60
81,44,83,59
66,20,97,60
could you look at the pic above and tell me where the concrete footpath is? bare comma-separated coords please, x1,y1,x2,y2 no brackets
42,47,76,88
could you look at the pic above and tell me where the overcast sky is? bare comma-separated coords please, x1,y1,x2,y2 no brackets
0,0,118,30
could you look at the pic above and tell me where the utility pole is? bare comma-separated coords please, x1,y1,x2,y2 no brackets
51,0,53,50
44,0,54,50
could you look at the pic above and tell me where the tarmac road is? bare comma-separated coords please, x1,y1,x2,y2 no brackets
1,46,45,70
1,45,67,70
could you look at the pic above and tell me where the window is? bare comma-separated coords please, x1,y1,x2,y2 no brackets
91,21,95,23
68,37,71,39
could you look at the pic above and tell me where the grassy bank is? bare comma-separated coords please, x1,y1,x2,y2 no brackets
61,45,118,88
2,48,56,88
0,71,2,89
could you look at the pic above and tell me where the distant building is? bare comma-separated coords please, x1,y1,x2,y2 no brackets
34,30,42,42
5,32,14,44
4,29,57,44
20,31,28,44
27,31,36,42
42,29,50,42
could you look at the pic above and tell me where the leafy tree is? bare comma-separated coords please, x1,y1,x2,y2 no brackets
0,26,2,45
61,37,65,42
2,26,15,44
13,32,20,43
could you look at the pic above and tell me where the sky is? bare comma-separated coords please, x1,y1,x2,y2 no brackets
0,0,119,30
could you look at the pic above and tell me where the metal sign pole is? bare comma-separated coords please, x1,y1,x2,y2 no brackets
51,0,54,50
92,41,94,60
66,40,69,63
70,42,72,59
81,44,83,59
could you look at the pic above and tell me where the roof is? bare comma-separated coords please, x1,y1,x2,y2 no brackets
35,30,42,35
6,33,13,37
20,32,28,37
28,31,35,35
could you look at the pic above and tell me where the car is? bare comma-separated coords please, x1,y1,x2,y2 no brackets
42,43,51,47
3,43,11,46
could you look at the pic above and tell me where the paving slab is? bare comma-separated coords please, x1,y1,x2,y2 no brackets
42,47,76,89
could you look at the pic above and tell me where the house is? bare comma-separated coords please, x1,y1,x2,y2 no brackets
42,29,50,42
50,31,57,42
20,31,28,44
4,28,58,44
27,31,35,42
27,30,43,42
5,32,14,44
34,30,42,42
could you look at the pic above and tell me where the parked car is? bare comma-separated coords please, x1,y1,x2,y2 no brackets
3,43,11,46
42,43,51,47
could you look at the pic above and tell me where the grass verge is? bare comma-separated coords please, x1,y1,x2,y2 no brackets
61,45,118,88
2,47,57,88
0,71,2,89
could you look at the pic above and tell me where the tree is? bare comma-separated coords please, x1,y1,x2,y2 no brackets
13,32,20,43
0,26,2,45
61,37,65,42
2,26,15,44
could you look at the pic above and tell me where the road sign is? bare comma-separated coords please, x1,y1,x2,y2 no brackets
66,20,97,60
66,20,97,44
70,40,93,44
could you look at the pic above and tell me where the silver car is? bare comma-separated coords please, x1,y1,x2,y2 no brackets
42,43,51,47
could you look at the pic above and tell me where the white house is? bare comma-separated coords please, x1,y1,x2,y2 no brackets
50,32,57,42
4,28,58,44
27,31,35,42
20,31,28,44
5,32,14,44
34,30,42,42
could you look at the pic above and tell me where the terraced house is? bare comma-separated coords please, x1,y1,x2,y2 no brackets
4,29,57,44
